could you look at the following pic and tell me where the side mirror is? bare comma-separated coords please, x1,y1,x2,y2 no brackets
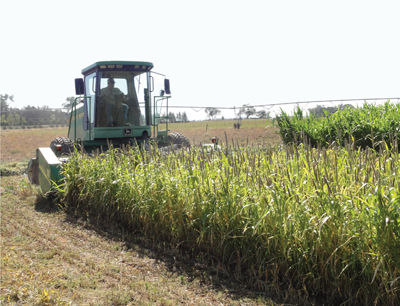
164,79,171,95
75,78,84,95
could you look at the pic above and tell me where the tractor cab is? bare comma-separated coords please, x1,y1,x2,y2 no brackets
71,61,170,150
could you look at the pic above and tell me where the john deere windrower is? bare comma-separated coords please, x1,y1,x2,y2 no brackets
27,60,190,192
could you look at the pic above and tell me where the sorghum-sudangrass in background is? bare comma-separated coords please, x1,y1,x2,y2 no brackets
277,101,400,150
61,141,400,305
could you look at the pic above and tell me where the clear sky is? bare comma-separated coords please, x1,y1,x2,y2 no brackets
1,0,399,120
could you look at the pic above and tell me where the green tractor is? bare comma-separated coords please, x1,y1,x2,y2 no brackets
27,60,190,193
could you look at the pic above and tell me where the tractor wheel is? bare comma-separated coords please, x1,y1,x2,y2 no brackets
50,137,74,155
167,132,191,148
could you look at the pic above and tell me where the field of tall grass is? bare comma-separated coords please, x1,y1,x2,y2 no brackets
60,139,400,305
276,101,400,150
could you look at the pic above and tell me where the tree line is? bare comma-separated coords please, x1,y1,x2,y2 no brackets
1,94,190,127
307,104,354,117
205,104,271,120
4,93,348,127
1,94,69,127
160,111,189,123
203,103,354,121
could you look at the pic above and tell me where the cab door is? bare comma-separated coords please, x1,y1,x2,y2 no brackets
83,72,96,135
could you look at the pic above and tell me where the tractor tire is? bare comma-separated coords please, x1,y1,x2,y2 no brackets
167,132,191,148
50,137,74,156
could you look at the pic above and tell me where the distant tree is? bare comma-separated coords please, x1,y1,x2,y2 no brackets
7,113,15,126
14,113,21,126
1,114,6,126
338,104,354,110
1,94,14,112
18,105,68,126
168,112,176,123
308,105,325,117
308,104,353,117
160,112,167,123
62,97,76,109
242,104,256,119
160,111,188,123
182,112,189,122
256,109,271,119
50,114,56,124
205,107,221,120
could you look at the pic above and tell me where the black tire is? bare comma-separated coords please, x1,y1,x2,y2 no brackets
50,137,74,155
141,131,149,143
167,132,191,148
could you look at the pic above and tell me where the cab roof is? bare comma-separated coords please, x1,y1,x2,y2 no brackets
81,61,154,74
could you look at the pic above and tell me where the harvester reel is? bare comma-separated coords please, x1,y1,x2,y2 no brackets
50,137,75,156
167,132,191,148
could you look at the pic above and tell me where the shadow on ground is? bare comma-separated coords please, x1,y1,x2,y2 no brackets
33,192,308,306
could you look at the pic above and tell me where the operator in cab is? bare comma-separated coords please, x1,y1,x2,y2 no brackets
100,77,128,126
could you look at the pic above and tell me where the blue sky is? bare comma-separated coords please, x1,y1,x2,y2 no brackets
1,0,399,120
